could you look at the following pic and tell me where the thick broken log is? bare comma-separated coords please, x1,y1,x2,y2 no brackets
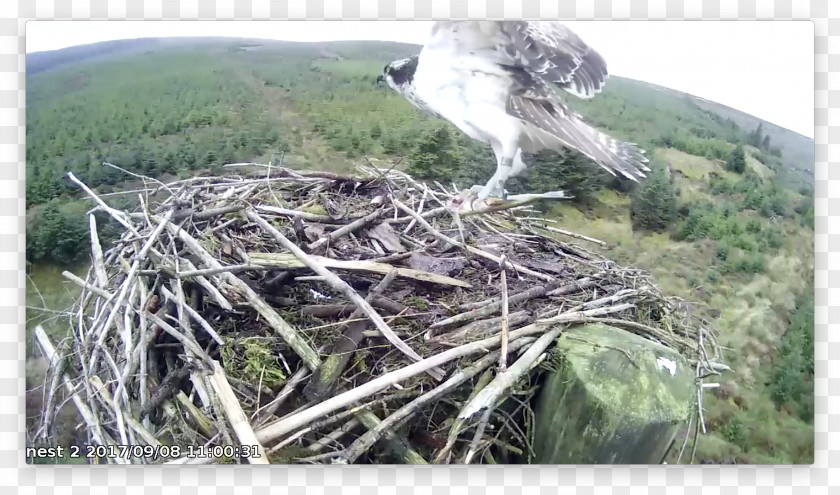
303,270,399,401
532,323,694,463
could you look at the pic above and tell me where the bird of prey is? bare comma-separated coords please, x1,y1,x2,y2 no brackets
377,21,649,203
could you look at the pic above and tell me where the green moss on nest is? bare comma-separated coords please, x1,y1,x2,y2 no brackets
221,336,287,389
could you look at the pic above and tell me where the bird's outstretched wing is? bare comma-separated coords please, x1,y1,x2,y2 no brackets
495,21,608,99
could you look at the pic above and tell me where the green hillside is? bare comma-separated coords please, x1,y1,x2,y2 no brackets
25,38,814,464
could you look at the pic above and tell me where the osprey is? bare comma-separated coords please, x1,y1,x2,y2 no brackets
377,21,649,202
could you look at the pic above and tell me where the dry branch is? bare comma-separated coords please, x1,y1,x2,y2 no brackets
207,361,269,464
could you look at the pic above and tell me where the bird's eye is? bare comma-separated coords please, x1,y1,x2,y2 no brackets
383,65,390,74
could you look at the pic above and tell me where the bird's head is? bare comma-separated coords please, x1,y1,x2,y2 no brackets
376,56,419,94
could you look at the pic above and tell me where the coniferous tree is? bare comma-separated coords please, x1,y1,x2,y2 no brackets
748,123,764,148
407,126,460,183
726,145,747,174
630,164,677,232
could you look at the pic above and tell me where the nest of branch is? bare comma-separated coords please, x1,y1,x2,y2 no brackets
34,163,726,464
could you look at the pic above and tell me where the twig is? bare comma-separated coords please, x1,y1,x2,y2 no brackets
159,285,225,346
392,198,554,282
676,411,694,464
102,161,174,195
498,257,510,372
89,375,160,448
90,209,174,373
61,270,114,300
143,312,210,362
431,311,531,345
248,251,470,288
463,408,493,464
402,184,428,234
34,326,124,463
354,410,428,464
176,263,269,279
175,391,216,438
256,204,336,223
308,207,386,251
304,269,399,401
429,281,560,331
255,367,310,424
67,172,137,233
537,303,637,324
534,224,607,247
304,417,361,455
437,327,562,464
88,215,110,289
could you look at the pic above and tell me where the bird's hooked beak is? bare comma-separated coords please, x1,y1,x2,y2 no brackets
375,74,385,85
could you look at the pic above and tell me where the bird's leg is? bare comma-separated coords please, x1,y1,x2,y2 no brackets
476,157,513,200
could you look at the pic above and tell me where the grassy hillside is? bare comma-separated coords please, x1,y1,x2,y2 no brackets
25,38,814,464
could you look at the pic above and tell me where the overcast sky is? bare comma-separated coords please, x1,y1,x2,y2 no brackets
26,20,814,139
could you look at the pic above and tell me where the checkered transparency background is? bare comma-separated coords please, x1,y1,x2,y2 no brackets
0,0,833,492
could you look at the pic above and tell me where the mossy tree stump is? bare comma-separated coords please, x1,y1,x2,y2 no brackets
533,323,695,464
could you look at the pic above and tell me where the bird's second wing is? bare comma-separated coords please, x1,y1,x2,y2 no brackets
496,21,609,99
505,69,649,180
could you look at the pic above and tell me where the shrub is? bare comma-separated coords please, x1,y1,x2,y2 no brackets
722,251,765,275
721,415,749,451
675,202,728,241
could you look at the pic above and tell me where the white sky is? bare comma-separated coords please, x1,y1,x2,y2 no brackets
26,20,814,139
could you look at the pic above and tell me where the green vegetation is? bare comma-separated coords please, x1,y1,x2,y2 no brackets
26,38,814,464
769,293,814,422
516,150,612,204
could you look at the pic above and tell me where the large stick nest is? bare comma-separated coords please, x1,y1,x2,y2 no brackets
34,164,726,464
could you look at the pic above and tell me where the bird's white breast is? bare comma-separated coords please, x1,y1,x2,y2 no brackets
413,43,513,144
